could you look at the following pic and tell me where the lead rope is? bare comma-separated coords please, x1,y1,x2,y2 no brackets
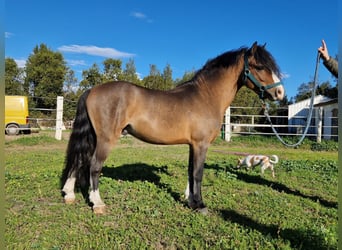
263,52,321,147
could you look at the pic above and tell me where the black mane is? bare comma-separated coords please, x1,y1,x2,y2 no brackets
194,45,281,80
175,44,281,89
196,47,247,78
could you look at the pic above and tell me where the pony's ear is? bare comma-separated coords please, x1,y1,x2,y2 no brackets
262,43,267,48
249,41,258,55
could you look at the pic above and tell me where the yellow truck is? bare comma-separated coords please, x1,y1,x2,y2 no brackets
5,95,31,135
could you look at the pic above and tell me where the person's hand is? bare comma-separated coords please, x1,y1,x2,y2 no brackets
318,39,330,61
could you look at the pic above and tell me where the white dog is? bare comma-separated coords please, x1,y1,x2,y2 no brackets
236,155,278,178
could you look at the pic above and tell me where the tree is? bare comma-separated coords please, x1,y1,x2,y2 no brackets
5,58,25,95
64,68,78,94
231,86,262,124
25,44,67,109
317,81,338,99
295,81,315,102
162,63,174,90
231,86,262,108
142,64,164,90
63,68,79,120
103,58,123,82
79,63,103,90
295,80,337,102
122,58,141,85
174,70,196,85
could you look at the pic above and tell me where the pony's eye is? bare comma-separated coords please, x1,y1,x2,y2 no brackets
254,65,265,71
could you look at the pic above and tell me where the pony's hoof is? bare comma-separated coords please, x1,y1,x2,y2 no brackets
93,205,106,215
189,202,209,215
62,191,75,204
64,198,76,204
196,207,209,215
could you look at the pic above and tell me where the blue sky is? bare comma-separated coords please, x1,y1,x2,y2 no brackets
5,0,338,99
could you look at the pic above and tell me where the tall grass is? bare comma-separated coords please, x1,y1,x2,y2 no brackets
5,134,337,249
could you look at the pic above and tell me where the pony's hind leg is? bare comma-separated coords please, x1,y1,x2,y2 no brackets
88,140,115,214
89,154,106,214
62,171,76,204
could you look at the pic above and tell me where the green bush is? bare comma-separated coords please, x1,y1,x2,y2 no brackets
311,140,338,151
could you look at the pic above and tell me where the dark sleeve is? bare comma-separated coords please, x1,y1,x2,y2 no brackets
323,57,338,78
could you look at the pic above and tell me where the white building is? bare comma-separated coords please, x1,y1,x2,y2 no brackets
288,95,338,140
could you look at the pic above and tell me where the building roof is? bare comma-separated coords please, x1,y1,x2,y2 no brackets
288,95,333,118
314,98,338,107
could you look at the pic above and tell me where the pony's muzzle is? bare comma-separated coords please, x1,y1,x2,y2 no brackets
275,86,285,100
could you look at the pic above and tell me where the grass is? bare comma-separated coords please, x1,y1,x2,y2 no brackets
5,133,338,249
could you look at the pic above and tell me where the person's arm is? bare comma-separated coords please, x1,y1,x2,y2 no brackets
323,57,338,78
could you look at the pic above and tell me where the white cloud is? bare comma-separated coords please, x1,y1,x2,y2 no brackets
130,11,146,19
13,58,86,69
130,11,153,23
15,59,26,68
136,72,143,80
58,45,135,58
66,59,87,66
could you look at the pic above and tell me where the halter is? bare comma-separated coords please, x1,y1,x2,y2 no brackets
244,53,283,99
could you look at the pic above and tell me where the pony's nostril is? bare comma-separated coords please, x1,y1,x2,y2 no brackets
276,87,284,99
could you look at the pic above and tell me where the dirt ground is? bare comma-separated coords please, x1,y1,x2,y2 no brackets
4,130,72,153
5,131,248,157
5,130,71,142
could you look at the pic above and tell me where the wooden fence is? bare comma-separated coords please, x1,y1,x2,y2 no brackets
223,106,338,142
24,97,338,143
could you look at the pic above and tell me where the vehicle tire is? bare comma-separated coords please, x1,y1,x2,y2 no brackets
23,128,31,134
5,124,20,136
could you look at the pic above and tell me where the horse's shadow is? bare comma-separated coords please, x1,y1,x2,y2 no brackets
101,163,182,202
101,162,337,209
216,165,336,249
101,163,335,248
226,168,337,209
219,209,331,249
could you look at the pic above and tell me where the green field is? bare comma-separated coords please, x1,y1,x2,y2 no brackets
5,133,337,249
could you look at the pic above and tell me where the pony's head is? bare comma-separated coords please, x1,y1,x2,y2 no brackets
243,42,284,101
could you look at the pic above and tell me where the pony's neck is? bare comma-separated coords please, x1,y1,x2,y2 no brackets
194,55,245,113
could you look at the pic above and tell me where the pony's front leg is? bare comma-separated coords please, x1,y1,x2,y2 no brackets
89,155,106,214
62,171,76,204
187,144,208,215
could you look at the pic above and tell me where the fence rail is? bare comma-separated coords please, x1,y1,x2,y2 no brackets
223,106,338,142
11,97,338,143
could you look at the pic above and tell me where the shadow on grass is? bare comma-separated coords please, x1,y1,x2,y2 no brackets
99,163,334,248
227,168,337,209
102,163,182,203
219,209,332,249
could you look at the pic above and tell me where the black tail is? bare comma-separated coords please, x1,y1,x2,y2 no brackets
61,89,96,190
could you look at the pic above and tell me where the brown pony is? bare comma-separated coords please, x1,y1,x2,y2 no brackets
61,42,284,214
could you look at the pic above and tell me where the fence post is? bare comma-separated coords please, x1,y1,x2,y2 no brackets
225,107,231,141
317,107,322,143
55,96,64,140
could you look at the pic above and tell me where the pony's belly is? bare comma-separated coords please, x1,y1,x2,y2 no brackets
126,123,189,145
